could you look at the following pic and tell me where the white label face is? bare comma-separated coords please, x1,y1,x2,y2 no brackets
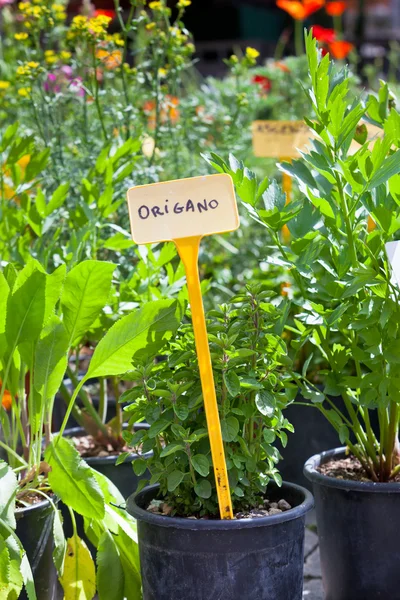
126,174,239,244
386,241,400,287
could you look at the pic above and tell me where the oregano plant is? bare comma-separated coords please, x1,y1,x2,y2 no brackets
208,31,400,483
121,286,296,517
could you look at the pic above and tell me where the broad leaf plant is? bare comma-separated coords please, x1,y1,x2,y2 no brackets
209,31,400,483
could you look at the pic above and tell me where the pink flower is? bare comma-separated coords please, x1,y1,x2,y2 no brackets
69,77,85,97
0,0,14,7
44,73,61,93
43,67,85,97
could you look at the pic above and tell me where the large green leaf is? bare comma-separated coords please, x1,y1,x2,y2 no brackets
45,437,105,520
0,461,17,529
96,532,124,600
34,316,69,402
5,265,46,349
0,273,10,361
0,539,10,589
61,260,115,346
84,299,182,380
368,149,400,190
53,509,66,576
0,537,23,600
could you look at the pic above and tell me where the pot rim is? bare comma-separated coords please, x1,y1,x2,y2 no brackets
63,422,153,465
15,497,52,516
127,482,314,531
304,446,400,493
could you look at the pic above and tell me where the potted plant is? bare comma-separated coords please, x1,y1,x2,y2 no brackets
123,287,313,599
0,256,182,598
211,32,400,599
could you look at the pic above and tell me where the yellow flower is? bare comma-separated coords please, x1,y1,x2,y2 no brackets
45,54,58,64
0,81,10,90
18,87,31,97
18,2,29,10
16,66,27,76
27,61,39,69
51,3,64,10
149,1,163,9
60,50,71,60
14,32,28,40
113,34,124,46
246,47,260,60
177,0,191,7
158,67,167,78
146,22,156,30
72,15,87,26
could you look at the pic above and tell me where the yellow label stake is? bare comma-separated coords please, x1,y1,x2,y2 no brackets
126,174,239,520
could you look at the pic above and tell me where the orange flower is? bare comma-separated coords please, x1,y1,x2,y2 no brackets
167,96,180,123
281,224,291,243
1,382,12,411
328,40,354,59
367,215,376,232
273,61,291,73
280,281,292,297
326,1,346,16
143,96,180,129
96,48,122,70
2,154,31,202
277,0,324,20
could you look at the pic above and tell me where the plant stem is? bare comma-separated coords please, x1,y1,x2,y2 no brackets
66,367,109,437
384,400,398,480
294,20,304,57
91,44,109,142
113,376,123,438
59,382,85,429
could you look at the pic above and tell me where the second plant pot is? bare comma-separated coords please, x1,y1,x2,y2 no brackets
65,422,152,499
304,447,400,600
127,482,313,600
16,499,58,600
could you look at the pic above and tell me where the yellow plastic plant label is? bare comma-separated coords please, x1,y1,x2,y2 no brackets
252,120,312,158
127,174,239,520
127,174,239,244
252,119,384,159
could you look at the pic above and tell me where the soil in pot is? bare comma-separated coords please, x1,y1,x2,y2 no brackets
16,498,58,600
127,482,314,600
304,447,400,600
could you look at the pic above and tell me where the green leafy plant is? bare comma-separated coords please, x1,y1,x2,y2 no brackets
0,256,182,598
122,287,296,517
210,32,400,483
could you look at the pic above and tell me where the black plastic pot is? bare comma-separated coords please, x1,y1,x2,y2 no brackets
65,422,152,499
53,393,119,432
16,499,58,600
304,447,400,600
280,392,379,490
127,482,314,600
